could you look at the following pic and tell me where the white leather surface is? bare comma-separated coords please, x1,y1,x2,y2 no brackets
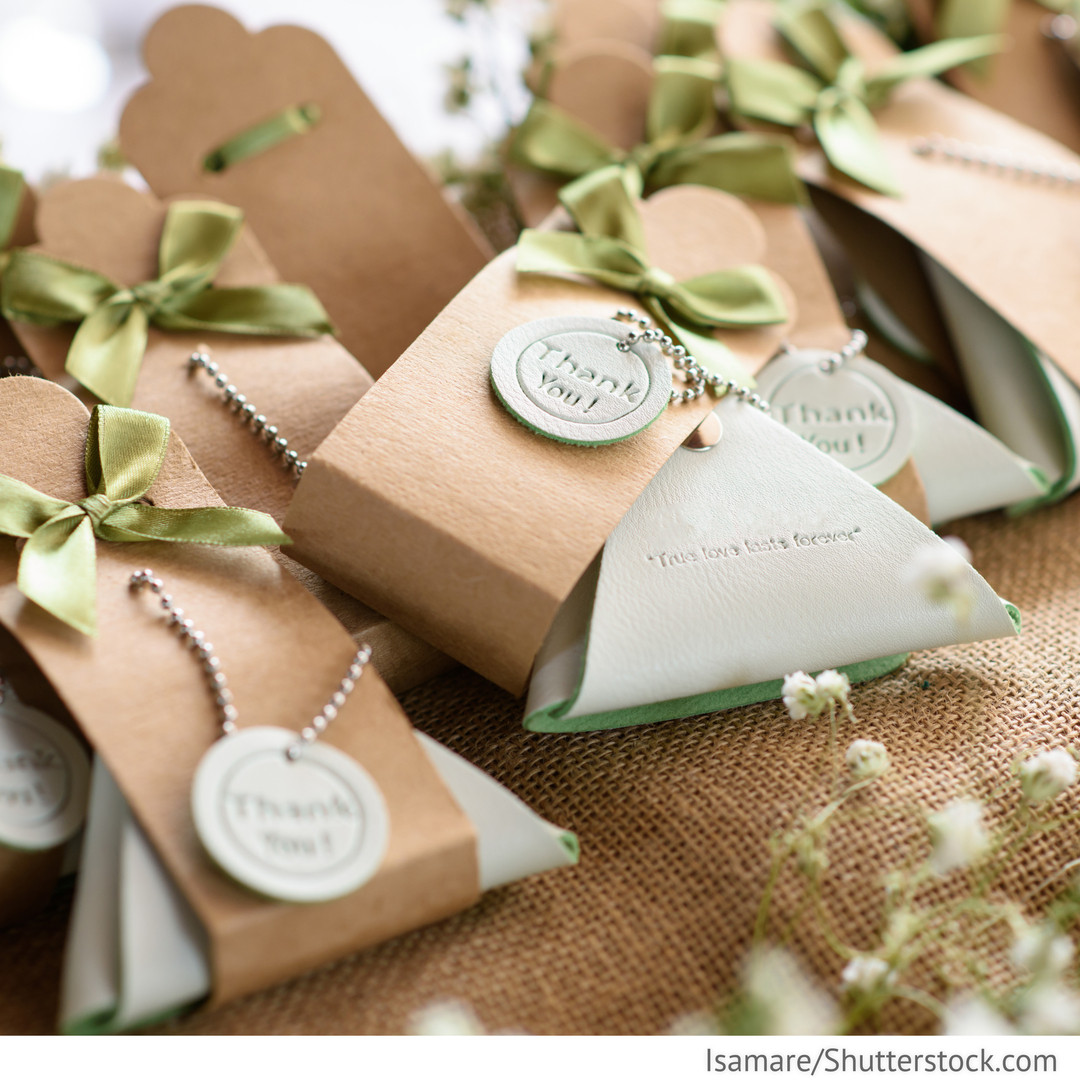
529,397,1019,721
906,381,1048,524
923,256,1080,495
57,733,578,1033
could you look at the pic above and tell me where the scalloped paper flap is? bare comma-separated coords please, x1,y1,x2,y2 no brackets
0,376,478,1008
118,4,492,378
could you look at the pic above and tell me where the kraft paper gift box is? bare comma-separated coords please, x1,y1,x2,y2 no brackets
720,0,1080,508
4,175,453,693
0,376,576,1032
117,4,492,380
282,181,1023,729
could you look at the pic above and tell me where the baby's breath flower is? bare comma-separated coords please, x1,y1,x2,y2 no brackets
742,948,840,1035
904,536,975,621
782,671,822,720
816,669,851,708
942,995,1016,1036
408,1000,486,1035
1019,984,1080,1035
841,955,895,996
1019,748,1077,806
928,799,989,876
846,739,890,782
1011,922,1075,981
782,670,850,721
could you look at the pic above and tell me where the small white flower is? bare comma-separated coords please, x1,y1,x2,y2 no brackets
846,739,890,781
782,670,822,720
667,1010,720,1035
407,1000,486,1035
816,669,851,707
1019,748,1077,805
782,670,850,721
928,798,989,876
742,947,840,1035
1012,922,1075,981
942,995,1016,1036
841,955,895,996
1019,984,1080,1035
905,536,975,621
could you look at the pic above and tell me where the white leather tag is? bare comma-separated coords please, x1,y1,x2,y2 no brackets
526,396,1020,730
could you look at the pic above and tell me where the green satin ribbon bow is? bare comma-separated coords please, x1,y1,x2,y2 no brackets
723,1,1002,195
204,104,322,173
658,0,727,60
516,166,786,378
0,405,289,636
511,55,804,204
1,200,334,407
0,167,25,271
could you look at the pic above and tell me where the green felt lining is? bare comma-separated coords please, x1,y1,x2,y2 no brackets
524,652,912,733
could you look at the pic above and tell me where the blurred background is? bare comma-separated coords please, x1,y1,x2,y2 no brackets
0,0,542,183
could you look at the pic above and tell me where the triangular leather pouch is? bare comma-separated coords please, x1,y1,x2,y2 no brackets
525,396,1020,732
59,742,577,1034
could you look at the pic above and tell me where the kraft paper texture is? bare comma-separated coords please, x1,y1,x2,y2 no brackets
0,376,479,1008
118,4,493,379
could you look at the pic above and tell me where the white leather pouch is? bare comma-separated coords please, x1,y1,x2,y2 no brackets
921,257,1080,506
59,739,576,1034
525,395,1020,732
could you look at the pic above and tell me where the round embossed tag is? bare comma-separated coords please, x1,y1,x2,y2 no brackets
191,727,390,903
490,315,672,445
0,696,90,851
754,350,915,486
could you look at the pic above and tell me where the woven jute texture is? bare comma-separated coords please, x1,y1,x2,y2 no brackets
1,494,1078,1035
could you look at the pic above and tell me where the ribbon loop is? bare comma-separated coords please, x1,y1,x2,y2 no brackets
723,1,1002,195
0,404,290,635
1,200,334,407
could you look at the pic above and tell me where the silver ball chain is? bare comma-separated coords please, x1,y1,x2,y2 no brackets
911,135,1080,187
612,310,771,412
796,328,868,373
187,351,307,481
129,569,372,761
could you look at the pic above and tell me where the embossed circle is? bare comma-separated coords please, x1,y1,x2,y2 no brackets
490,315,672,445
0,698,90,851
754,350,915,486
192,726,389,903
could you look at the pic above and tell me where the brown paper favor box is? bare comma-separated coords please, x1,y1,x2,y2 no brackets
118,4,493,379
0,376,479,1008
8,175,452,694
720,1,1080,395
907,0,1080,154
285,183,928,696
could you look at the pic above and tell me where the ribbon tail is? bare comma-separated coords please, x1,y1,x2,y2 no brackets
814,96,901,197
866,34,1005,102
159,284,333,338
18,514,99,636
645,300,753,383
99,504,292,547
67,302,150,407
647,134,806,203
508,100,620,179
723,58,820,128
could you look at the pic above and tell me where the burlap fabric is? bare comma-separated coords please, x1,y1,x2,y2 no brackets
0,494,1077,1035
